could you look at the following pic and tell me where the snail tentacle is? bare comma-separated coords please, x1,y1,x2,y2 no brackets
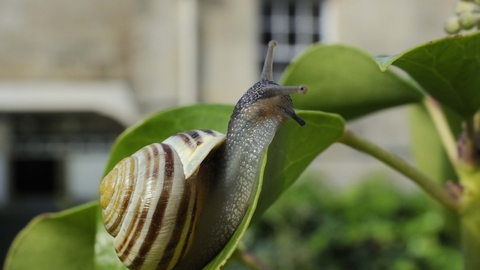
260,40,278,81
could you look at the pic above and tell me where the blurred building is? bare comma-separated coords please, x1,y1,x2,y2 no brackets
0,0,455,265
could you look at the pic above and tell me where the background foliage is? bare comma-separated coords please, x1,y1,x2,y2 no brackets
228,174,462,270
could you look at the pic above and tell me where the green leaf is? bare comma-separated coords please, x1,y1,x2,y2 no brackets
280,44,423,120
95,209,127,269
4,202,98,270
375,32,480,118
409,104,461,182
253,111,345,222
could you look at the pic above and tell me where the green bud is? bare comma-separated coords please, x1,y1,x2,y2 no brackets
445,16,461,34
460,12,477,29
456,2,476,14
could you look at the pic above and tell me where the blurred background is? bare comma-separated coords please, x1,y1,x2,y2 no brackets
0,0,459,268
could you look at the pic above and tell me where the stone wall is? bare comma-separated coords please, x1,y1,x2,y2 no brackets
0,0,132,80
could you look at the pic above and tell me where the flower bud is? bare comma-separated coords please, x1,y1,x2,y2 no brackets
459,12,477,29
456,2,477,14
445,16,461,34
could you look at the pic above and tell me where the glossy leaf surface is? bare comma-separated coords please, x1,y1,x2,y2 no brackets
281,44,423,120
4,202,98,270
376,32,480,118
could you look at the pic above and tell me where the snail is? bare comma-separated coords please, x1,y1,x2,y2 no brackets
99,40,307,270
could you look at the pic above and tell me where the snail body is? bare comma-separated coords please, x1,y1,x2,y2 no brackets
100,41,307,270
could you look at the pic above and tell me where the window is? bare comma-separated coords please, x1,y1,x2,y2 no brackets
260,0,323,81
12,159,58,196
9,112,123,199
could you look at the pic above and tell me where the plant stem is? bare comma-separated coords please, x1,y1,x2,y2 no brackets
338,131,460,211
423,98,459,168
461,205,480,270
457,169,480,269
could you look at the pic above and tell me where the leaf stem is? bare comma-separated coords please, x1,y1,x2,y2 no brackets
338,131,460,212
423,98,459,168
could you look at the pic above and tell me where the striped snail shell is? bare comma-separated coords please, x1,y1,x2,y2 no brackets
100,130,225,270
99,40,308,270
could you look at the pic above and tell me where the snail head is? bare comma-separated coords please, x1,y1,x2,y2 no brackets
232,40,307,126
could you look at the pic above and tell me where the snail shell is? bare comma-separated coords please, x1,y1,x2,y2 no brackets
100,130,225,270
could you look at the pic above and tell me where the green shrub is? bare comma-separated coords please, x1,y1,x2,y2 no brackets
240,173,462,270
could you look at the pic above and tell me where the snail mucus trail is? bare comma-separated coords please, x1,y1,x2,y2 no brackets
100,40,307,270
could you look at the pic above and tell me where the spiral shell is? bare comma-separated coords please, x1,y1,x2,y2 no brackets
100,130,225,270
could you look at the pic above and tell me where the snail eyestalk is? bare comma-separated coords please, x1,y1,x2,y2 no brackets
261,85,307,126
263,85,308,97
284,107,306,126
260,40,278,81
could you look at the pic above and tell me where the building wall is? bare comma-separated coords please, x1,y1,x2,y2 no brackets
0,0,131,80
200,0,259,104
324,0,456,55
0,0,458,108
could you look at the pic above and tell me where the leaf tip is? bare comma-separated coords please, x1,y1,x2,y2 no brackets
373,55,393,72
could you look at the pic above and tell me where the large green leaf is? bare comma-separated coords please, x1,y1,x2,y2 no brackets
376,31,480,118
280,44,423,120
4,202,98,270
94,208,126,270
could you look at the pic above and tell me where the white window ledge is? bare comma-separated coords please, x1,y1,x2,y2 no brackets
0,80,141,127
